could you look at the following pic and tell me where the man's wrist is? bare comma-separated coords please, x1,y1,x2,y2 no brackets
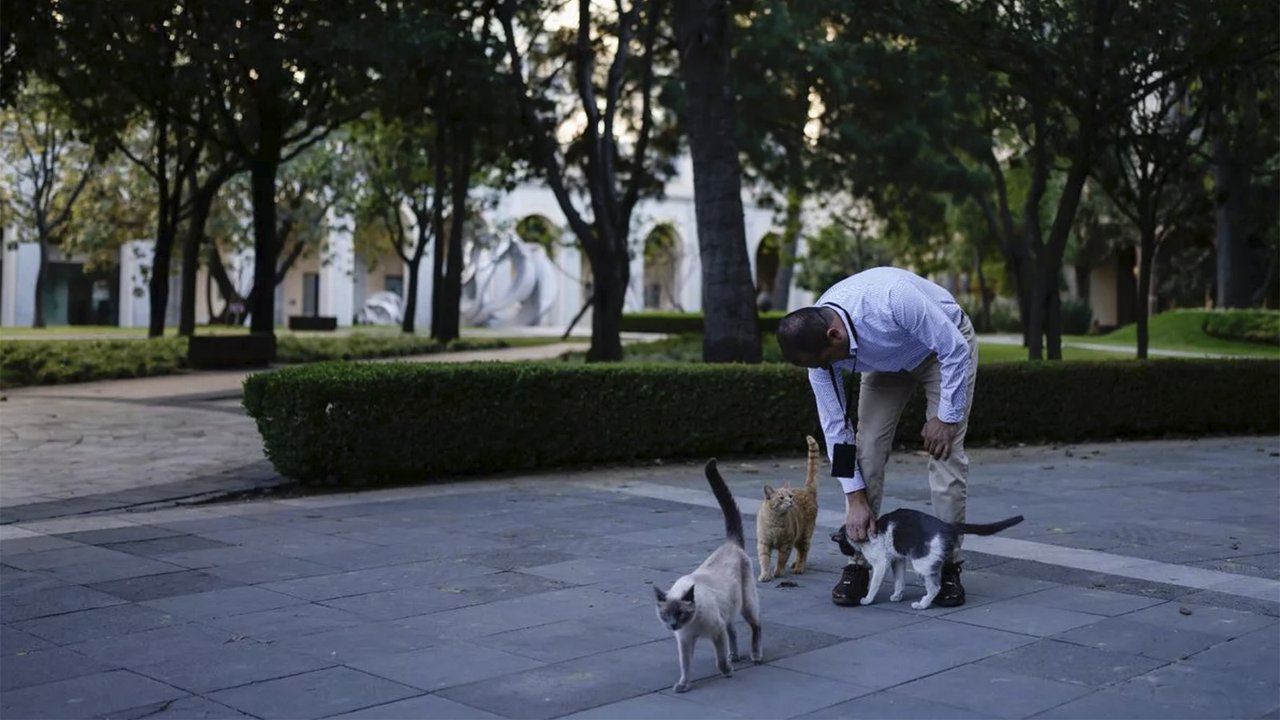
845,489,868,506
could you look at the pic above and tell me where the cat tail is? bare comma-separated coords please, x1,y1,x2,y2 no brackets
804,435,820,492
704,459,745,548
958,515,1024,536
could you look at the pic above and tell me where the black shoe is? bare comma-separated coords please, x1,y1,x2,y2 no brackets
832,564,869,607
934,561,966,607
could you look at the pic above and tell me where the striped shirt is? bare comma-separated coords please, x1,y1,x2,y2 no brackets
810,267,973,494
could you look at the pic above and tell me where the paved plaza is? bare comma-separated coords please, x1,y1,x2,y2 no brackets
1,356,1278,719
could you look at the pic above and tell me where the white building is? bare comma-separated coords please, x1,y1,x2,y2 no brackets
1,157,819,330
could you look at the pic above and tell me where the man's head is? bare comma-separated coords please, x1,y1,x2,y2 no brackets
776,306,849,368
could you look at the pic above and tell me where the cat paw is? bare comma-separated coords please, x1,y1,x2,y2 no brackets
751,652,764,663
729,652,741,662
859,596,875,606
911,600,932,610
719,665,734,678
673,681,691,694
757,573,773,583
790,563,806,574
889,592,904,602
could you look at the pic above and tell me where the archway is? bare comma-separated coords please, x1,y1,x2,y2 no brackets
643,223,682,310
755,233,781,311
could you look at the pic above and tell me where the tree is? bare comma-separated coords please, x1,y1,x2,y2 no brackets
0,83,95,327
498,0,675,361
673,1,760,362
182,0,390,335
1093,79,1208,358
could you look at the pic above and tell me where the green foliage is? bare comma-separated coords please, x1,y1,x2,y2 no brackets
0,338,188,388
1060,298,1094,336
275,336,508,363
243,359,1280,485
1200,310,1280,346
1097,310,1280,357
794,222,894,294
619,312,786,335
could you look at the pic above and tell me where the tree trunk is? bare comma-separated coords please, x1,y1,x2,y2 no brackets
429,125,449,341
586,244,626,362
148,203,177,338
178,173,224,336
770,188,802,312
401,258,420,335
1213,136,1259,308
674,0,761,363
438,129,474,343
1135,226,1155,359
33,242,47,328
248,156,280,334
973,246,992,332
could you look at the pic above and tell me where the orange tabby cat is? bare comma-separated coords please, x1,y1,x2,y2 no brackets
755,435,820,582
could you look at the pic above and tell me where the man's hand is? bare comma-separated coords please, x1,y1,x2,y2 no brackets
921,418,958,460
845,491,876,542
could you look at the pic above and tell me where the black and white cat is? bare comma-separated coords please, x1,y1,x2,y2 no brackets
832,508,1024,610
654,459,763,693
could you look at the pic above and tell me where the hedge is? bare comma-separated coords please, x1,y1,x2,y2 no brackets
620,311,787,335
1202,309,1280,346
242,358,1279,486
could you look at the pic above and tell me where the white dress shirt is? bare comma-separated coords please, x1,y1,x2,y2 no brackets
809,267,973,494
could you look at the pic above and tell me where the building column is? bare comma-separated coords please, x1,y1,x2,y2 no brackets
117,240,152,328
321,209,356,327
0,242,38,327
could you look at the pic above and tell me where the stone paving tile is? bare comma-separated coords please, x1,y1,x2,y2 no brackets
1034,689,1241,719
0,534,84,554
131,640,335,693
349,641,546,691
332,694,504,719
0,584,126,622
1119,600,1279,638
473,617,671,664
101,535,233,557
114,695,254,720
318,584,485,621
12,603,186,645
397,587,641,640
0,625,53,655
0,645,116,692
201,601,367,642
87,569,245,602
945,598,1106,636
971,638,1168,688
200,555,337,583
892,662,1093,718
42,556,190,585
798,690,991,719
140,585,305,621
66,622,239,667
435,653,653,719
0,669,188,720
1180,625,1280,678
53,525,183,545
664,664,874,718
267,617,450,664
1107,662,1280,719
1013,584,1165,616
208,666,421,719
560,692,744,719
1053,616,1228,661
259,559,495,601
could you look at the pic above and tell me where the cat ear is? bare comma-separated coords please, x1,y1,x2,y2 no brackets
682,585,695,603
782,481,792,489
763,485,775,499
653,586,666,602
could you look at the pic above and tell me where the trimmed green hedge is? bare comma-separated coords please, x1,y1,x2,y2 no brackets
0,335,511,389
242,358,1279,485
1202,309,1280,346
620,311,787,335
0,338,189,388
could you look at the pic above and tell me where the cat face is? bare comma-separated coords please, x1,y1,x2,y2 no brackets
654,585,695,631
763,484,797,513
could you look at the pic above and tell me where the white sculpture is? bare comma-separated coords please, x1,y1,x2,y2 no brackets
358,291,403,325
460,234,559,327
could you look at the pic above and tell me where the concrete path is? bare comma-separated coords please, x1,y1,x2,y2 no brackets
0,343,582,521
1,439,1276,719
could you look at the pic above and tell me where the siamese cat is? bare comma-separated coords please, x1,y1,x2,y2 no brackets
832,508,1024,610
654,459,763,693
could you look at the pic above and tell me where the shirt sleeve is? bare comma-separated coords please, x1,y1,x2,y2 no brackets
808,366,865,493
889,282,972,423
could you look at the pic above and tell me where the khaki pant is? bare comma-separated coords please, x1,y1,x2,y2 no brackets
848,315,978,566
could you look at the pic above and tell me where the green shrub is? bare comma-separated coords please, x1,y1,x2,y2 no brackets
1060,298,1095,335
1202,309,1280,346
0,338,189,388
620,311,787,335
243,358,1278,486
562,333,785,364
276,335,507,363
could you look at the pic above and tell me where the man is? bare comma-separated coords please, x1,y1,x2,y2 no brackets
776,266,978,607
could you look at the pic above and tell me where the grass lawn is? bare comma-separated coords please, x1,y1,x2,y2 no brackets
1067,309,1279,358
976,342,1129,363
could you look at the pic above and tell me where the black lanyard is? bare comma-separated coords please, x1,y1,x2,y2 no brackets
822,302,857,431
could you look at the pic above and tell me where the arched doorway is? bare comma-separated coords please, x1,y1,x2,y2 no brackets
755,233,781,311
643,223,682,310
515,214,564,259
